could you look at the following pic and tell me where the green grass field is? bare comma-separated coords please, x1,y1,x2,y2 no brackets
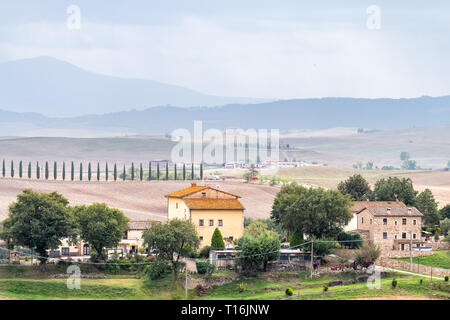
396,250,450,270
0,266,448,300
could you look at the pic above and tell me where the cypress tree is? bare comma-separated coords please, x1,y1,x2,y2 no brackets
174,164,177,180
131,163,135,181
114,163,117,181
36,162,40,179
122,165,126,181
148,162,152,181
183,163,186,180
71,161,74,181
80,163,83,181
10,160,14,178
191,163,194,180
105,163,109,181
139,163,143,181
165,162,169,180
45,161,48,180
211,228,225,249
27,162,31,179
2,159,5,177
53,161,57,180
97,162,100,181
200,163,203,180
88,162,92,181
19,161,23,178
156,163,160,180
62,162,66,181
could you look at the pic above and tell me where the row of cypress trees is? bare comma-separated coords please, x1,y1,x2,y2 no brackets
1,160,203,181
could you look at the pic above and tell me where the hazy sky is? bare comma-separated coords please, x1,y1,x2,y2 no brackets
1,1,449,99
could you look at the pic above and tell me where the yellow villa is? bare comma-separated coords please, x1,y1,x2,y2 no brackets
165,183,245,248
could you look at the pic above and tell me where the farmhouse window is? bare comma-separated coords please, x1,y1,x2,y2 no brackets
209,219,214,226
402,232,407,239
83,244,90,255
383,218,387,225
61,247,70,256
413,220,417,225
199,219,204,226
383,232,387,239
402,218,407,225
361,217,364,224
218,220,223,226
413,234,417,239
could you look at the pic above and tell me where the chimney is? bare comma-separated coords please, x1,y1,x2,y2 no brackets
366,198,370,203
408,208,412,215
191,182,197,187
396,198,399,204
387,207,391,214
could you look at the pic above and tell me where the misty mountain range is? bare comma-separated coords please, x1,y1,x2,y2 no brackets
0,56,450,136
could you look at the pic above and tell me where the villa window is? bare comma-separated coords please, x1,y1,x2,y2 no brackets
383,232,387,239
218,219,223,227
413,220,417,225
123,231,128,239
199,236,203,241
402,232,407,239
361,217,364,224
383,218,387,225
209,219,214,226
83,244,90,255
61,247,70,256
199,219,204,226
413,234,417,239
402,218,407,225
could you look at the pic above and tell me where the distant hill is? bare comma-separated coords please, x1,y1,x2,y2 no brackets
0,56,267,117
1,94,450,136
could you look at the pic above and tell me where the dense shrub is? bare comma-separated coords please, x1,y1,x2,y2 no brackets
392,279,397,288
445,276,449,282
145,259,170,280
196,260,215,275
285,288,293,296
199,246,211,259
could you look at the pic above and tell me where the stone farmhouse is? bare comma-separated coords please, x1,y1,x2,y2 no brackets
350,200,424,254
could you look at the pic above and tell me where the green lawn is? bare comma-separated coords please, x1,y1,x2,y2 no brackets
0,266,448,300
396,250,450,270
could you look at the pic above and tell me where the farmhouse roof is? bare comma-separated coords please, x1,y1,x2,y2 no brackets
183,198,245,210
128,221,153,230
365,206,423,217
165,183,241,198
351,200,406,213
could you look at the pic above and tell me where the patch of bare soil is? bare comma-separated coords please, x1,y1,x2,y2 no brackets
0,179,279,222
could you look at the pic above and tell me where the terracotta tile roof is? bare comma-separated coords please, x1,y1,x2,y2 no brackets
366,206,423,217
351,201,406,213
128,221,153,230
165,185,209,198
183,198,245,210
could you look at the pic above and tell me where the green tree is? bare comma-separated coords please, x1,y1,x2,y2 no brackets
143,219,200,278
3,189,75,269
354,242,381,267
122,165,126,181
97,163,100,181
139,163,143,181
211,228,225,249
2,159,5,177
303,237,337,256
79,163,83,181
27,162,31,179
114,163,117,181
131,163,135,181
88,162,92,181
236,234,280,272
337,174,371,201
439,205,450,220
400,152,410,161
439,218,450,237
62,162,66,181
45,161,49,180
373,177,417,205
416,189,441,226
245,220,281,240
273,185,352,238
11,160,14,178
157,163,160,180
337,231,363,249
165,162,169,180
148,162,152,181
183,163,186,180
36,162,40,179
19,161,22,178
71,161,74,181
289,229,304,248
105,163,109,181
191,163,194,180
53,161,57,180
200,163,203,180
74,203,129,261
402,160,417,170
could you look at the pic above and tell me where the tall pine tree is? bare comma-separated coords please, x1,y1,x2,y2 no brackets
156,163,160,180
27,162,31,179
53,161,57,180
10,160,14,178
71,161,74,181
139,163,143,181
97,162,100,181
105,162,109,181
36,162,40,179
2,159,5,177
148,162,152,181
200,163,203,180
62,162,66,181
191,163,194,180
45,161,49,180
19,161,23,178
79,163,83,181
114,163,117,181
174,164,177,180
122,164,126,181
131,163,135,181
165,162,169,180
183,163,186,180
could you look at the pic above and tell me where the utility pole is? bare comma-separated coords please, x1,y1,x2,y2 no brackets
409,231,413,271
310,239,314,279
185,263,188,300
